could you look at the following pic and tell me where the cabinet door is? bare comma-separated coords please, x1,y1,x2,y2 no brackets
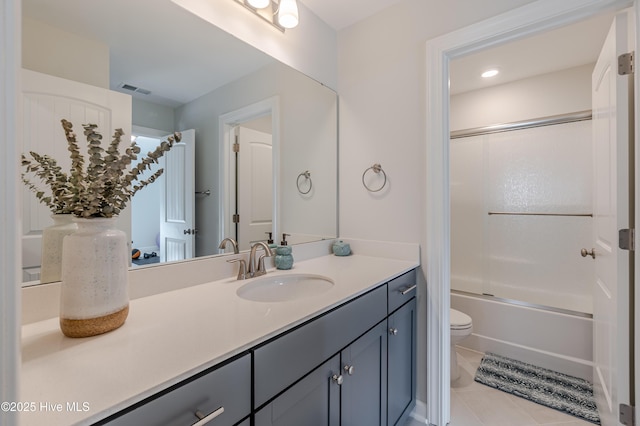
341,321,388,426
254,354,340,426
387,298,417,426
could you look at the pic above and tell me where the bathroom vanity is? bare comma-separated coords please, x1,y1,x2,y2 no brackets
19,241,419,426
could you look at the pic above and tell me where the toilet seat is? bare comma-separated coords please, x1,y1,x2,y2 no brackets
450,309,472,330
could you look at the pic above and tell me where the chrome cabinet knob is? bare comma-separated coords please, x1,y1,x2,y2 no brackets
344,364,355,375
389,328,398,336
580,248,596,259
331,374,343,385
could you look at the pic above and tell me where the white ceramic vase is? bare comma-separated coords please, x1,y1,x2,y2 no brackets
60,217,129,338
40,214,77,284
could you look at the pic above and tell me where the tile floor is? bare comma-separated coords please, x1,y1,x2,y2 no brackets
404,347,595,426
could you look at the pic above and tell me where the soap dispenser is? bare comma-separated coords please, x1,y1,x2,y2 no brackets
275,233,293,270
265,232,277,250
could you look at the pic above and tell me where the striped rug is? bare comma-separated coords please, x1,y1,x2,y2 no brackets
474,352,600,424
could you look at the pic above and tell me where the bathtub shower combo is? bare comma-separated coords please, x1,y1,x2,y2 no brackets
450,112,595,381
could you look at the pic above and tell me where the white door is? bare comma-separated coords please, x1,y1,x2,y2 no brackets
591,10,634,426
21,69,132,281
159,129,195,262
235,126,273,251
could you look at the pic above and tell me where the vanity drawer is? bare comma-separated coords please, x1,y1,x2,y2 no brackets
102,353,251,426
387,269,417,313
253,284,387,408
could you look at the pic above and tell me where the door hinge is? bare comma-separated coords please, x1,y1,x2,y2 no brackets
618,52,634,75
619,403,635,426
233,214,240,223
619,228,635,251
233,139,240,153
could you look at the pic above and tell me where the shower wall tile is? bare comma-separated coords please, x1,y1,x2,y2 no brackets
451,119,594,313
487,215,594,313
451,135,486,295
486,121,592,214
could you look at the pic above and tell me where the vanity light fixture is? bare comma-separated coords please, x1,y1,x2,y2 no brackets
481,69,499,78
233,0,299,32
247,0,270,8
277,0,299,29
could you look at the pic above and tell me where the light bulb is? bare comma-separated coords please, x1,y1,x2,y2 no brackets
481,69,499,78
247,0,270,9
278,0,298,29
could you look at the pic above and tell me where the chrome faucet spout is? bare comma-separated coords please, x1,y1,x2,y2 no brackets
249,242,273,277
219,237,239,254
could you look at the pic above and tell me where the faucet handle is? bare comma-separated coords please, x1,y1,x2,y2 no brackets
227,258,248,280
255,252,273,277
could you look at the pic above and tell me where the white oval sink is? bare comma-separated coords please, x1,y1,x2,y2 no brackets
237,273,334,302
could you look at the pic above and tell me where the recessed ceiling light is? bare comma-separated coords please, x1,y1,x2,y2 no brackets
481,69,499,78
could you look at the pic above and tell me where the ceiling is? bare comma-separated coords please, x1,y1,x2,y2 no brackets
23,0,617,104
449,12,615,94
301,0,403,30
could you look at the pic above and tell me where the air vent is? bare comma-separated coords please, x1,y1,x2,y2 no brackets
118,83,151,95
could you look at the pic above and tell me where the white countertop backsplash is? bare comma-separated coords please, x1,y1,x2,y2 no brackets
20,239,419,426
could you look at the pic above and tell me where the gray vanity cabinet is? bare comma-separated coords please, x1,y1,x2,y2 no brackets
340,320,388,426
255,320,389,426
97,269,417,426
254,354,341,426
253,285,388,408
387,297,417,426
100,353,251,426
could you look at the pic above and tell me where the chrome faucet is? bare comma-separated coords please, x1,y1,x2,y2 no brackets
218,237,239,254
249,242,274,278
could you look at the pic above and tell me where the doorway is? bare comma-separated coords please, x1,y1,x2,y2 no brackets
218,97,280,252
232,121,273,251
425,2,639,425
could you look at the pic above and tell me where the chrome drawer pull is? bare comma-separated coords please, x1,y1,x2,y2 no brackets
400,285,417,295
192,406,224,426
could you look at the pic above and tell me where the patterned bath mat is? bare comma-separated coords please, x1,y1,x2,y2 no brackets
474,352,600,424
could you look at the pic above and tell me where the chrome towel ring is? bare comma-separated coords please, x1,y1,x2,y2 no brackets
362,163,387,192
297,170,312,194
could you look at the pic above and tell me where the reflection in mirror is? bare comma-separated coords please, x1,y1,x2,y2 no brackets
21,0,338,284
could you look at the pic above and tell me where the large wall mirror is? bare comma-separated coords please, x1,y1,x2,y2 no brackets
21,0,338,284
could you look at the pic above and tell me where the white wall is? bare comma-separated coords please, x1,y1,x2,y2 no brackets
22,17,109,89
175,61,337,257
170,0,337,89
131,136,162,253
337,0,539,405
132,98,176,134
450,64,593,131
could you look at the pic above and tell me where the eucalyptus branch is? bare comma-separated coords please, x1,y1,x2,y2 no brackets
21,119,180,218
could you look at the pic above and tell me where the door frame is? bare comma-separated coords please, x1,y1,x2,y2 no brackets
218,97,280,251
425,1,639,425
0,0,20,423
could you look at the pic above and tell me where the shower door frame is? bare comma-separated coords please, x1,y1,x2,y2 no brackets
424,1,639,425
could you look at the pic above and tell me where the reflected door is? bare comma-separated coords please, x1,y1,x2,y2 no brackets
235,126,273,251
21,69,131,282
159,129,195,262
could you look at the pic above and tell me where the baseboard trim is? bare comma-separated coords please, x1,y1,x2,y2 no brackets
410,399,428,424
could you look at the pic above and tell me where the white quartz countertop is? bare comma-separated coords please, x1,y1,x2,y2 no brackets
20,252,418,425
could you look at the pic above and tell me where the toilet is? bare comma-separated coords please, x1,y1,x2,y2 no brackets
450,308,473,381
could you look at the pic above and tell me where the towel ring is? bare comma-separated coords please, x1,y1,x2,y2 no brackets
297,170,312,194
362,163,387,192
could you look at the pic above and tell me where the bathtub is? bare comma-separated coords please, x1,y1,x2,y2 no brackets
451,290,593,381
